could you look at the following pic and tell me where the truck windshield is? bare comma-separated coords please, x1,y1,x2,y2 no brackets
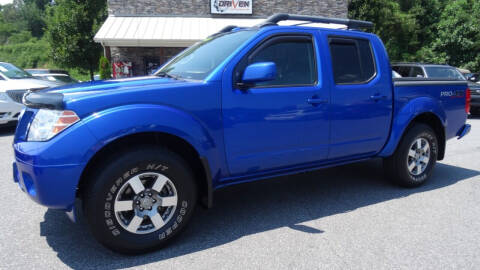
424,66,465,80
0,62,32,79
155,30,257,80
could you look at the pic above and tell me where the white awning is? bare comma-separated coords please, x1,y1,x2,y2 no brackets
94,16,347,48
94,16,264,47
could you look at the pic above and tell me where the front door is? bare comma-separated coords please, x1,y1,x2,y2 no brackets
222,32,330,176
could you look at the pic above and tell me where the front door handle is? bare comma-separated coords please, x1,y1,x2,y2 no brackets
370,94,387,101
307,97,328,106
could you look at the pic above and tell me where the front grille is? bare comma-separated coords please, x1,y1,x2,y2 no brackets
6,90,27,104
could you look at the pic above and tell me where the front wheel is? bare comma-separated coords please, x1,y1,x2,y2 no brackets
83,147,197,254
384,124,438,187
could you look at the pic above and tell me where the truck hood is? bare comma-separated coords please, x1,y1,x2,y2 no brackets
0,78,58,92
40,76,203,116
46,76,184,96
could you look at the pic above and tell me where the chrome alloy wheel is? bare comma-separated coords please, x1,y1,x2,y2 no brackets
114,172,178,234
407,138,431,176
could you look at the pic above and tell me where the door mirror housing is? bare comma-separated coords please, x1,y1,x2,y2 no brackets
241,62,277,85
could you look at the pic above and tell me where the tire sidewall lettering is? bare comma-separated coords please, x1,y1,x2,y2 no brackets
102,163,192,238
408,132,437,182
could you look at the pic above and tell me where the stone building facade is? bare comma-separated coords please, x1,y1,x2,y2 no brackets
108,0,347,17
96,0,348,77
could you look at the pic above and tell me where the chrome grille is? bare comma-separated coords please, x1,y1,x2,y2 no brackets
6,90,27,104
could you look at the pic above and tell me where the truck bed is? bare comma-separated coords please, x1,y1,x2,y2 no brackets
391,77,468,145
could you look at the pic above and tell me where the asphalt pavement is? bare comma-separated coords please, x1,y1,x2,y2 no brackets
0,117,479,269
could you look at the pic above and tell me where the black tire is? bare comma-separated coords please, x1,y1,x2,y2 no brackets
83,147,197,254
384,124,438,187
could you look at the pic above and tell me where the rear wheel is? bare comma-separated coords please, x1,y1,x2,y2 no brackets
83,147,197,254
384,124,438,187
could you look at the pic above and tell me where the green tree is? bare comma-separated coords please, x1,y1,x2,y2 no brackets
348,0,418,61
98,55,112,79
427,0,480,70
0,37,50,67
402,0,442,61
0,0,47,38
24,0,52,11
45,0,106,80
20,0,47,38
349,0,480,70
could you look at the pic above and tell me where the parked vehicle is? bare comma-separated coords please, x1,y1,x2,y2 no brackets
456,71,480,116
469,84,480,115
392,63,465,80
457,67,471,75
464,73,479,83
13,14,470,254
25,68,70,75
32,73,79,86
0,62,59,126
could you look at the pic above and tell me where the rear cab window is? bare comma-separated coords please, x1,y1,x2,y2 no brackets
328,37,376,84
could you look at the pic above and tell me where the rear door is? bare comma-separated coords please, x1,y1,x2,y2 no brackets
222,31,330,176
327,36,392,159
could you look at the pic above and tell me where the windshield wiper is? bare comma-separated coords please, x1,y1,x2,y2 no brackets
156,72,182,80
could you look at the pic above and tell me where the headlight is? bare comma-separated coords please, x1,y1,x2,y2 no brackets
0,92,7,101
28,109,80,141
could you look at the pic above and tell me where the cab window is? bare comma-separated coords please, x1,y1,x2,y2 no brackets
235,35,317,88
329,37,376,84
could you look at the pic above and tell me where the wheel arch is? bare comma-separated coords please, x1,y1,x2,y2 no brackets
379,96,447,160
77,132,213,208
404,113,446,160
380,111,446,160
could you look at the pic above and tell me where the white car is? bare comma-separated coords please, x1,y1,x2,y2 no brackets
0,62,59,126
32,73,79,85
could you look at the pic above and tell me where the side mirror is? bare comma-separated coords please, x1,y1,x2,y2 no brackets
241,62,277,86
469,77,476,82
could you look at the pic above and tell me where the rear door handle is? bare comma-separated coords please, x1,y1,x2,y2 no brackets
307,97,328,105
370,94,387,101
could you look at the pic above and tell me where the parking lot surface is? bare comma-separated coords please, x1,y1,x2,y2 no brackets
0,118,479,269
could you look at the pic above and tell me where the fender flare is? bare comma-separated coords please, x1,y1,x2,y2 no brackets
79,104,218,207
379,97,446,158
83,104,215,157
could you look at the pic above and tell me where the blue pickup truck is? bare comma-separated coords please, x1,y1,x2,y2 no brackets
13,14,471,253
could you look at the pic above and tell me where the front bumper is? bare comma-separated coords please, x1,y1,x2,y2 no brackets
0,98,24,125
12,110,98,210
13,156,84,210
